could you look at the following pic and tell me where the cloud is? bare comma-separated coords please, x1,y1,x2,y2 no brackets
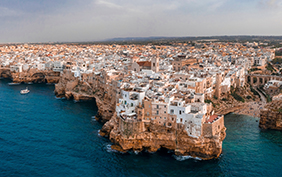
0,6,22,17
96,0,122,9
0,0,282,43
258,0,282,8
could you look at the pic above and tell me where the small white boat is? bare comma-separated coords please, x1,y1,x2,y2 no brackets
8,82,20,86
20,87,30,94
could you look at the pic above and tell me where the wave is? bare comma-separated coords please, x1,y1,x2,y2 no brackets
91,116,96,121
97,130,101,137
55,96,66,100
105,144,120,153
172,155,202,161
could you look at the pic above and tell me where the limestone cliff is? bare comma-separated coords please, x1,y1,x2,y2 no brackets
54,71,116,123
259,99,282,130
55,71,226,160
100,116,226,160
0,68,60,83
0,69,12,79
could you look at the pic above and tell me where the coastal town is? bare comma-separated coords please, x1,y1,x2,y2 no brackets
0,41,282,159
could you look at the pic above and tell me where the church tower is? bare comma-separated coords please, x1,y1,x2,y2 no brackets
151,57,159,73
215,73,222,99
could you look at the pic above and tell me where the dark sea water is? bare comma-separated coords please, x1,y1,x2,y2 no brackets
1,79,282,177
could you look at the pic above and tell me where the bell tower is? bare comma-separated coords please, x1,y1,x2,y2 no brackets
151,57,159,72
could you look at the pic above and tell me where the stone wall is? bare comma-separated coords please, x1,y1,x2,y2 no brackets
203,116,224,137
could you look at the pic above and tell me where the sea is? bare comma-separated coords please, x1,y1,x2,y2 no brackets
1,79,282,177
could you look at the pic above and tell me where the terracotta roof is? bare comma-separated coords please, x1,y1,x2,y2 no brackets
206,115,218,123
137,61,151,67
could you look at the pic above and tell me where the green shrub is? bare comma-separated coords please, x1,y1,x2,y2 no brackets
204,99,213,104
249,68,261,72
271,58,282,64
250,87,260,98
221,98,228,101
266,63,274,72
231,92,245,102
246,95,252,99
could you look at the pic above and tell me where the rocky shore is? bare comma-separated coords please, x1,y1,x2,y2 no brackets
259,99,282,130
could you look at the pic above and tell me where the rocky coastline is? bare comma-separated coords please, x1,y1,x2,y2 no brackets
104,116,226,160
53,71,226,160
54,71,116,123
1,69,227,160
259,99,282,130
0,68,60,84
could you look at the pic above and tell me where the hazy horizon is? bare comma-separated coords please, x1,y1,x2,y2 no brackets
1,0,282,43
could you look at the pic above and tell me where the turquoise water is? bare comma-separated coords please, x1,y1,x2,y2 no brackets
1,79,282,177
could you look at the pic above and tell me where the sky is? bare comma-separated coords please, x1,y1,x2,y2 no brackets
0,0,282,43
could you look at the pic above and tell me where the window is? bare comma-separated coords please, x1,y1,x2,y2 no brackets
156,105,159,109
160,117,162,119
147,112,149,116
179,110,182,115
170,109,174,114
153,63,155,67
131,103,133,107
164,105,166,108
164,111,166,114
156,111,159,115
164,117,166,119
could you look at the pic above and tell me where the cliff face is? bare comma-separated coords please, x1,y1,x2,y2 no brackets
0,69,12,79
259,100,282,130
100,116,226,160
1,69,60,84
55,71,226,160
54,71,116,123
